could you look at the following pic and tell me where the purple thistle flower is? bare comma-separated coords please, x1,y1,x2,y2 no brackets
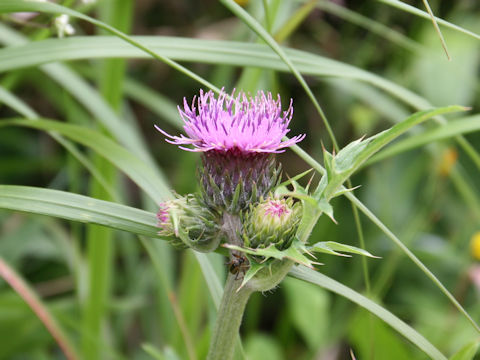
155,89,305,154
156,89,305,212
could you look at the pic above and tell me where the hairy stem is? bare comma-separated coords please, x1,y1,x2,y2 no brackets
207,273,253,360
207,212,250,360
207,212,295,359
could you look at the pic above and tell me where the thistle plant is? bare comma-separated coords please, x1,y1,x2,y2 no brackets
2,2,479,359
153,87,465,359
155,88,383,359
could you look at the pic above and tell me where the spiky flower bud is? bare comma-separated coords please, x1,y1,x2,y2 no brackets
242,197,302,250
157,195,220,250
155,89,305,213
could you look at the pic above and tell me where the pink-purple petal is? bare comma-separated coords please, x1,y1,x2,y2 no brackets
155,89,305,154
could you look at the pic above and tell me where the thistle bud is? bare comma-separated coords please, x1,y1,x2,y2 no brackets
242,197,302,250
157,195,220,250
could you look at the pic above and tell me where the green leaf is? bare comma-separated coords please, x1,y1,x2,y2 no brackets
320,106,467,199
0,119,171,204
349,309,413,360
283,277,329,351
311,0,422,52
450,341,479,360
0,85,36,119
289,265,447,360
368,114,480,165
309,241,378,258
244,334,284,360
223,242,318,269
316,197,336,223
142,343,180,360
0,1,220,94
240,260,264,289
0,186,160,239
0,257,80,360
334,137,370,173
344,190,480,333
379,0,480,41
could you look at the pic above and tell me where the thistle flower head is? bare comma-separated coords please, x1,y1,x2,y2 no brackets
156,195,221,250
156,198,186,239
155,89,305,154
243,196,302,250
156,89,305,212
261,199,292,220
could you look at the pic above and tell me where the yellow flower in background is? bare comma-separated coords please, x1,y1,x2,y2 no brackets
438,147,458,176
234,0,250,6
470,232,480,260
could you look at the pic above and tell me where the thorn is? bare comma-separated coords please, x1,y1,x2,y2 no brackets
306,173,315,191
327,213,338,225
335,253,352,258
350,349,357,360
303,248,316,259
236,281,247,292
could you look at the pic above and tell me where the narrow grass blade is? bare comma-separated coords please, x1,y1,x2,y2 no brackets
322,106,467,199
421,0,450,60
0,88,117,199
368,114,480,165
0,257,80,360
0,0,220,94
0,118,171,204
344,191,480,334
449,341,479,360
311,0,422,53
0,85,37,118
0,185,160,237
289,265,447,360
379,0,480,41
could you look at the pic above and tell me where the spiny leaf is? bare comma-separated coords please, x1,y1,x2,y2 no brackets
309,241,379,258
318,106,468,200
330,185,361,199
316,198,336,224
238,260,263,290
276,168,314,189
223,242,320,268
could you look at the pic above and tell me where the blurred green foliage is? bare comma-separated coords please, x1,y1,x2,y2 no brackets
1,0,480,359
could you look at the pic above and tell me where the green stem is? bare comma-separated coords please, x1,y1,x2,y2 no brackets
207,274,253,360
207,211,296,359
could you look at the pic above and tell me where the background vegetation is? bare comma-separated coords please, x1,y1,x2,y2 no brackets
1,0,480,359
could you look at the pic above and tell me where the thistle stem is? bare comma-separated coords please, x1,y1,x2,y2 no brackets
207,273,253,360
207,213,293,359
207,212,251,360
